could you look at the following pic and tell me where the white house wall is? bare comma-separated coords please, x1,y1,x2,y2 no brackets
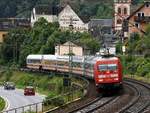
36,15,57,22
31,8,58,26
31,15,58,26
58,5,88,32
55,45,83,56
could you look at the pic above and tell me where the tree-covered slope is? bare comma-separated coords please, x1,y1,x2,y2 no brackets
0,0,144,18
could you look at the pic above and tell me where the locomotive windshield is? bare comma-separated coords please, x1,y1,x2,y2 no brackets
108,64,117,70
98,65,107,71
98,64,117,71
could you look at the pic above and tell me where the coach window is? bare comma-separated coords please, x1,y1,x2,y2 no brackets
29,59,40,63
27,59,31,63
72,62,77,67
73,62,81,68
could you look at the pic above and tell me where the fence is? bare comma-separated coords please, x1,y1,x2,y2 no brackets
1,75,89,113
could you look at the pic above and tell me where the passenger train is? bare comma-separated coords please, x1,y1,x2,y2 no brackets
26,54,123,91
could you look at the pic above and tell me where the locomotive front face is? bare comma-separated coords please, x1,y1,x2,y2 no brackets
94,59,122,87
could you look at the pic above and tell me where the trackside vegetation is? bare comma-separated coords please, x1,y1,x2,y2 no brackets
0,69,87,110
116,24,150,82
0,97,5,111
0,70,84,96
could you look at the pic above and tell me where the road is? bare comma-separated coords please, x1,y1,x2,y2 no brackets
0,87,45,113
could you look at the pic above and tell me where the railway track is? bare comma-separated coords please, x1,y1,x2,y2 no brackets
68,96,119,113
117,79,150,113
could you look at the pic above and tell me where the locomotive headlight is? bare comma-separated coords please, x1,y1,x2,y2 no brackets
110,74,118,78
114,78,119,81
98,75,106,78
99,79,103,82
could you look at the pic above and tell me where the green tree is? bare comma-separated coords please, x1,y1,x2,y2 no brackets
1,28,29,64
116,41,123,54
127,33,140,55
80,33,100,54
96,4,113,19
1,17,101,67
19,18,59,66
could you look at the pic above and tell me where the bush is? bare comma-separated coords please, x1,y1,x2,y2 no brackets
57,82,63,94
116,42,123,54
0,97,5,111
51,96,64,106
44,94,64,106
127,63,136,75
43,93,56,105
124,56,150,77
136,62,150,77
4,69,13,81
0,59,5,65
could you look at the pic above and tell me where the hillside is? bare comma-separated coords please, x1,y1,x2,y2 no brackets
0,0,144,19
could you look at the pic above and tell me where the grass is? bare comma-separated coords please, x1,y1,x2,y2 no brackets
0,71,64,95
0,70,86,111
0,68,89,111
0,70,85,97
0,97,5,111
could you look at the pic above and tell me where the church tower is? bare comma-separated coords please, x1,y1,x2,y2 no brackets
114,0,131,31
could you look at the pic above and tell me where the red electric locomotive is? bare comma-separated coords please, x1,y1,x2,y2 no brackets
94,56,123,91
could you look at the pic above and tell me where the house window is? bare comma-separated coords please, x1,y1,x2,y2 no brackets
138,12,144,17
117,19,122,24
2,34,6,37
118,8,121,14
33,14,35,20
142,13,144,17
146,3,149,7
138,13,141,17
124,8,127,15
135,23,140,28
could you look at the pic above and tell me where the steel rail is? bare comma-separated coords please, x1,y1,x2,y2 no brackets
117,79,150,113
68,96,121,113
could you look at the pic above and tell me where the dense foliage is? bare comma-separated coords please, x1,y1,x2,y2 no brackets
0,0,144,18
0,70,62,95
0,18,100,66
117,24,150,78
120,56,150,78
0,97,5,111
127,25,150,57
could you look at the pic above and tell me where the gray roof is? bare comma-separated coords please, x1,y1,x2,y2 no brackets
89,19,113,28
35,4,63,15
65,4,90,23
0,18,30,31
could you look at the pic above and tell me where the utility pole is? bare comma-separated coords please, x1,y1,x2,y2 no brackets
63,17,74,88
69,17,73,77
